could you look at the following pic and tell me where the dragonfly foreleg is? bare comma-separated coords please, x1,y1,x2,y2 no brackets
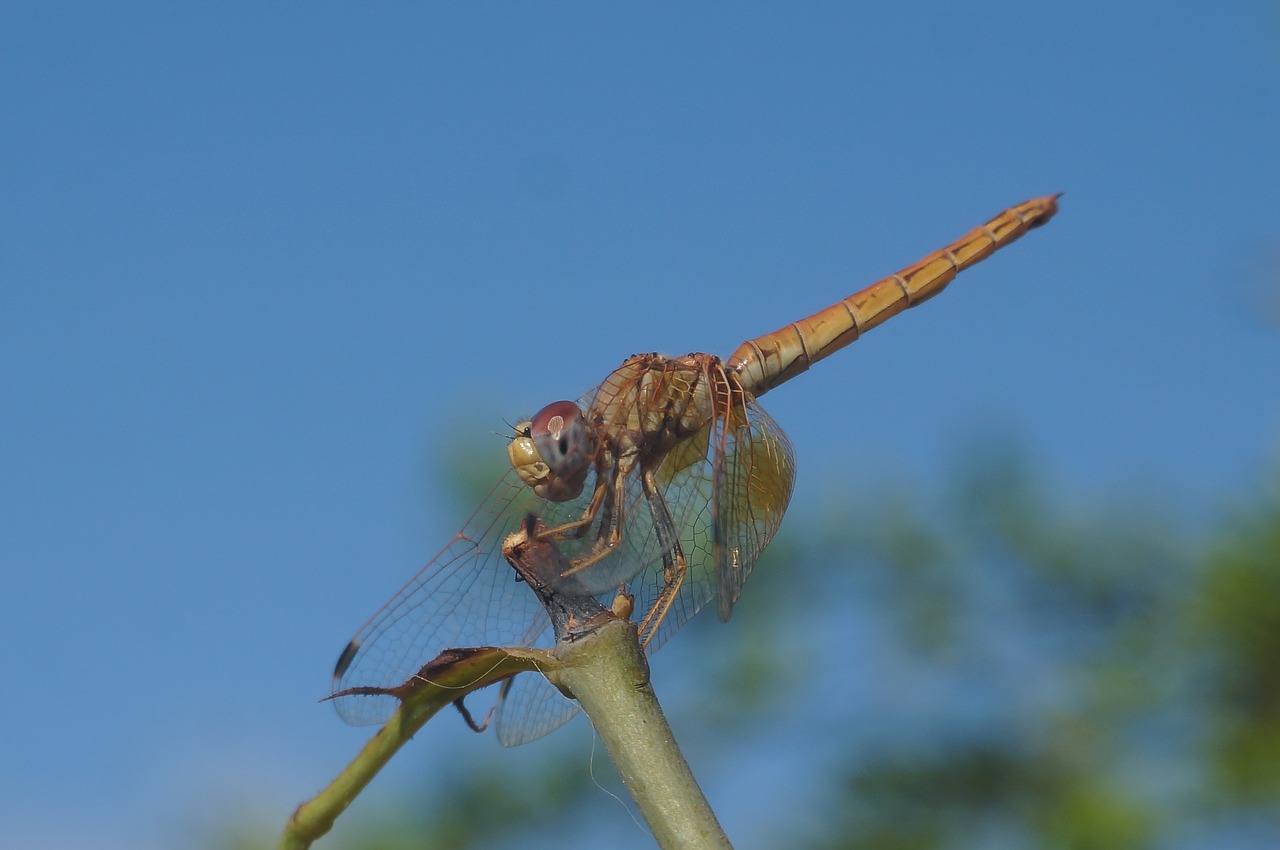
555,459,630,578
536,471,611,544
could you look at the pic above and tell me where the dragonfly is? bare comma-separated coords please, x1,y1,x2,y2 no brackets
331,195,1060,745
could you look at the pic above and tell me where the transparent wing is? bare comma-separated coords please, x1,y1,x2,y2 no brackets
616,372,796,652
331,467,563,727
494,670,582,747
711,385,796,620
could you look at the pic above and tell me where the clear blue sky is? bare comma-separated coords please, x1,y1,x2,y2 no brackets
2,4,1278,849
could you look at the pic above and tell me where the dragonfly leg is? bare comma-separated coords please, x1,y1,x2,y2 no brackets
454,693,499,733
634,466,687,649
556,460,630,578
536,473,610,541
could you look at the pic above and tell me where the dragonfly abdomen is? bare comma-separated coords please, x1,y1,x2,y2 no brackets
728,195,1060,397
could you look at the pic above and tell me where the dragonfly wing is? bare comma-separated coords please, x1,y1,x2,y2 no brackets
711,387,796,621
494,670,582,747
629,424,719,652
330,467,554,727
599,378,796,652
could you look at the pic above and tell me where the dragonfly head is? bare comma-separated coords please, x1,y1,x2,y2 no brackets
508,400,593,502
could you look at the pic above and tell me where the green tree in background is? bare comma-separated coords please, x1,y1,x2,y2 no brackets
240,437,1280,850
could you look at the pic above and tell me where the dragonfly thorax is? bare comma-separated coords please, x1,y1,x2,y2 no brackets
584,352,731,466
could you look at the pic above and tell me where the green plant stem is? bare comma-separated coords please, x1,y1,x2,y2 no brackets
551,617,733,850
279,646,558,850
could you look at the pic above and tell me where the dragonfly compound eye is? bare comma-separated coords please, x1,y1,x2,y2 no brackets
527,400,592,502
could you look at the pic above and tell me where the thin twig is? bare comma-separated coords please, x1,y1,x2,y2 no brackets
279,645,559,850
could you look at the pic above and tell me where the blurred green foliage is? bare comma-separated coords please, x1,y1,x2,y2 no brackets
1192,482,1280,802
253,437,1280,850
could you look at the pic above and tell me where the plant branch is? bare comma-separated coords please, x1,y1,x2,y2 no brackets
504,522,732,849
551,616,733,850
279,645,559,850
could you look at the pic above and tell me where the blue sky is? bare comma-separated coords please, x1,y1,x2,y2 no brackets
2,4,1278,849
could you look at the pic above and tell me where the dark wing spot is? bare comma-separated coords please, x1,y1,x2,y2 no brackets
333,639,361,680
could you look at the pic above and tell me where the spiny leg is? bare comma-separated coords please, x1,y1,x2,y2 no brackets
635,466,687,649
536,472,610,542
556,459,631,578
